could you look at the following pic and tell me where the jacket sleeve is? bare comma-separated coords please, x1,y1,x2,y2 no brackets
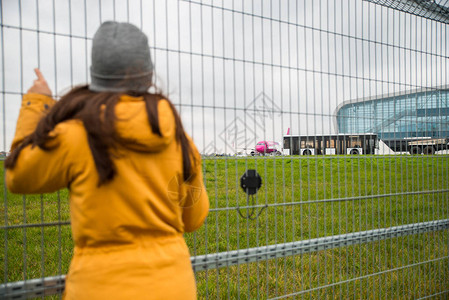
181,145,209,233
10,93,56,150
6,93,81,194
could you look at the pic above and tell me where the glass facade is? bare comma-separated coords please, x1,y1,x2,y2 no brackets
336,88,449,140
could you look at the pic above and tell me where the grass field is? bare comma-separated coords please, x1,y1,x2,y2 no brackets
1,155,449,299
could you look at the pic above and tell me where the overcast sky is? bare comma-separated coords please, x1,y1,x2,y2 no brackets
1,0,448,153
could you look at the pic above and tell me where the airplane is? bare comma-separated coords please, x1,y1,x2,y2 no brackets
253,141,282,156
252,128,291,156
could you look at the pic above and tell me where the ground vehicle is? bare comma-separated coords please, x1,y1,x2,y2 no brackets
283,133,378,155
381,137,448,154
253,141,282,155
406,138,448,154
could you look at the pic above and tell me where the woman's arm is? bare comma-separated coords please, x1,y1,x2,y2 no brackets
181,145,209,232
10,69,55,150
10,93,56,150
6,121,84,194
6,69,81,194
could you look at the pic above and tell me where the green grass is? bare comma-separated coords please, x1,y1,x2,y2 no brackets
1,155,449,299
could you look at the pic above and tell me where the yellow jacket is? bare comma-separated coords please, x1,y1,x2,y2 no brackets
6,93,209,299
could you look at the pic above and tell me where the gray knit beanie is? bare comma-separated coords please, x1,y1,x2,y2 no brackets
89,21,153,93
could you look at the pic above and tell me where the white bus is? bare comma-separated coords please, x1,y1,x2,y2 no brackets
283,133,379,155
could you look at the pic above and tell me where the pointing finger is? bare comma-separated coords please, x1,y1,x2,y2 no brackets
34,68,45,81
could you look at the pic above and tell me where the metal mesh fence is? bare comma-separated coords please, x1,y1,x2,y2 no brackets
1,0,449,299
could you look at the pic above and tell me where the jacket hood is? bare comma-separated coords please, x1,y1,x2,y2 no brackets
114,95,176,152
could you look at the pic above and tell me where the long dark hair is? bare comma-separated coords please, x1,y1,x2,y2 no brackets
5,85,196,185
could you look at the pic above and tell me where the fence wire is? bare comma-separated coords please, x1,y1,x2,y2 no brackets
1,0,449,299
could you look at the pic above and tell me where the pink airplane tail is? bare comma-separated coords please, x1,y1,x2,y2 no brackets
286,128,290,135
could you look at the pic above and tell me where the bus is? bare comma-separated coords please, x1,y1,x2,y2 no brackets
283,133,379,155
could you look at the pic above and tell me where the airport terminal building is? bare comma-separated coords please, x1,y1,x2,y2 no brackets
334,86,449,151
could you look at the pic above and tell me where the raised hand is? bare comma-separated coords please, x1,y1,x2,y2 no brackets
27,68,52,97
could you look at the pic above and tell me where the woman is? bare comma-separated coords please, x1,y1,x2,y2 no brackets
6,21,209,299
